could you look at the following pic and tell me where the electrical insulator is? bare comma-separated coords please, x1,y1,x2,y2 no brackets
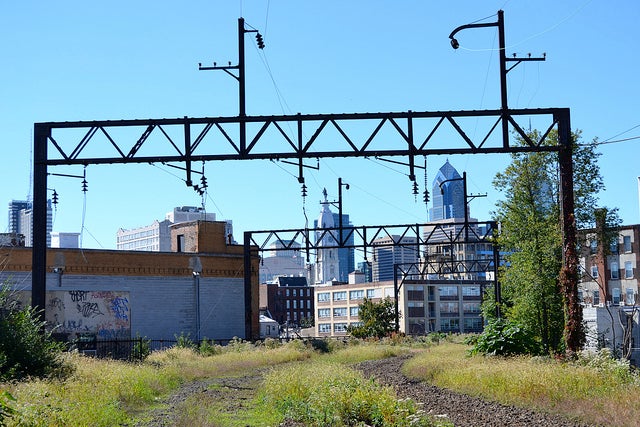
301,184,307,198
200,175,208,189
256,33,265,49
52,190,59,205
423,189,430,204
412,181,419,195
81,179,88,193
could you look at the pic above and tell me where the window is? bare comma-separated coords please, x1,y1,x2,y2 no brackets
333,307,347,317
293,300,297,309
462,286,480,297
350,306,359,317
613,288,621,305
463,317,483,332
318,323,331,333
593,289,600,305
610,240,619,254
349,290,364,300
317,292,330,302
408,301,424,317
440,302,459,315
463,302,481,313
624,235,632,253
611,262,619,279
625,261,633,279
318,308,330,318
286,300,290,309
440,318,460,332
286,289,290,297
591,265,598,279
293,289,297,297
626,288,635,305
306,300,311,309
366,289,378,299
439,286,458,298
334,323,348,333
333,291,347,301
589,240,598,255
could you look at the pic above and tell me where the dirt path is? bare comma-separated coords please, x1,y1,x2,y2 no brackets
135,355,598,426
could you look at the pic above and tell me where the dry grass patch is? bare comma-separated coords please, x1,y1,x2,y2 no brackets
404,342,640,427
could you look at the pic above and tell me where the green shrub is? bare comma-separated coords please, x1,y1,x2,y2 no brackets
132,334,151,360
174,332,196,349
0,390,17,425
468,318,542,356
0,287,69,381
198,338,222,356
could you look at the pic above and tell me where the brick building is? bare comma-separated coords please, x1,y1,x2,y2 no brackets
0,221,260,342
259,276,314,327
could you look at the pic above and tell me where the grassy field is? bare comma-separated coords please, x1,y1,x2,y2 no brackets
403,342,640,427
1,337,639,426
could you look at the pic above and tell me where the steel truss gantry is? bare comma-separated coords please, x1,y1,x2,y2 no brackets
33,107,574,340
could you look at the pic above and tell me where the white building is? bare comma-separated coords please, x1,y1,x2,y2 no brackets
315,189,340,285
116,206,228,251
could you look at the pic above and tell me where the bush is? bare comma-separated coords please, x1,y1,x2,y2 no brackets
468,318,542,356
0,286,69,381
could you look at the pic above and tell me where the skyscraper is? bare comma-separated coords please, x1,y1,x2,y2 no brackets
314,189,340,285
429,160,466,221
8,199,53,247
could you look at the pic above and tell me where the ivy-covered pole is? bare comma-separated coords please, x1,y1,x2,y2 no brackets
557,109,584,354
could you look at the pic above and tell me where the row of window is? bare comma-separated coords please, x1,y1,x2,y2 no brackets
584,288,635,305
318,322,363,333
117,228,160,242
317,288,384,303
590,235,632,254
286,300,312,309
284,288,312,297
590,261,634,280
318,307,360,318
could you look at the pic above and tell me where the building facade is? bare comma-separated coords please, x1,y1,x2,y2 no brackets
313,278,486,337
8,199,53,247
259,276,314,327
429,160,466,221
1,221,260,342
579,224,639,307
116,206,222,252
371,235,419,282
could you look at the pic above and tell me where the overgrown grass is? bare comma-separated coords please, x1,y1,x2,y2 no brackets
2,340,313,426
260,361,444,426
403,341,640,427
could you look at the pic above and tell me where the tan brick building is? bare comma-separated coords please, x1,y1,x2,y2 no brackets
0,221,260,342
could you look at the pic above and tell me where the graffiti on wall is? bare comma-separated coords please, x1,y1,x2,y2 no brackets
40,290,131,340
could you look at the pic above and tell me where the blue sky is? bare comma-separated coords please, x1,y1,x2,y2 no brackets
1,1,638,251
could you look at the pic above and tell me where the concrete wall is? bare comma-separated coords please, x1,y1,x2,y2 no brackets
1,271,245,341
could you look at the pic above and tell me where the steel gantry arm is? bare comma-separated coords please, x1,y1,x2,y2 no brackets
31,107,573,340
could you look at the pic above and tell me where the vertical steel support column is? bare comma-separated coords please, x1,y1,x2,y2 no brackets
32,124,49,320
238,18,247,155
491,221,501,318
557,108,583,353
243,231,253,340
184,119,192,186
393,264,400,333
497,10,509,149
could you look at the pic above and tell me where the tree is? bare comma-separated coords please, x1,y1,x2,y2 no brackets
348,297,398,339
491,129,613,354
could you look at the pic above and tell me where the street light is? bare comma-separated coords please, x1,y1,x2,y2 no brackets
449,10,545,147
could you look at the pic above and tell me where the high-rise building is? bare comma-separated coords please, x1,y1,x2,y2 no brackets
312,189,355,283
429,160,466,221
314,189,340,285
8,199,53,247
117,206,221,251
259,240,307,284
371,235,419,282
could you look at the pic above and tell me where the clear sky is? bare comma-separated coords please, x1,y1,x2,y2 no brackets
1,0,638,253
